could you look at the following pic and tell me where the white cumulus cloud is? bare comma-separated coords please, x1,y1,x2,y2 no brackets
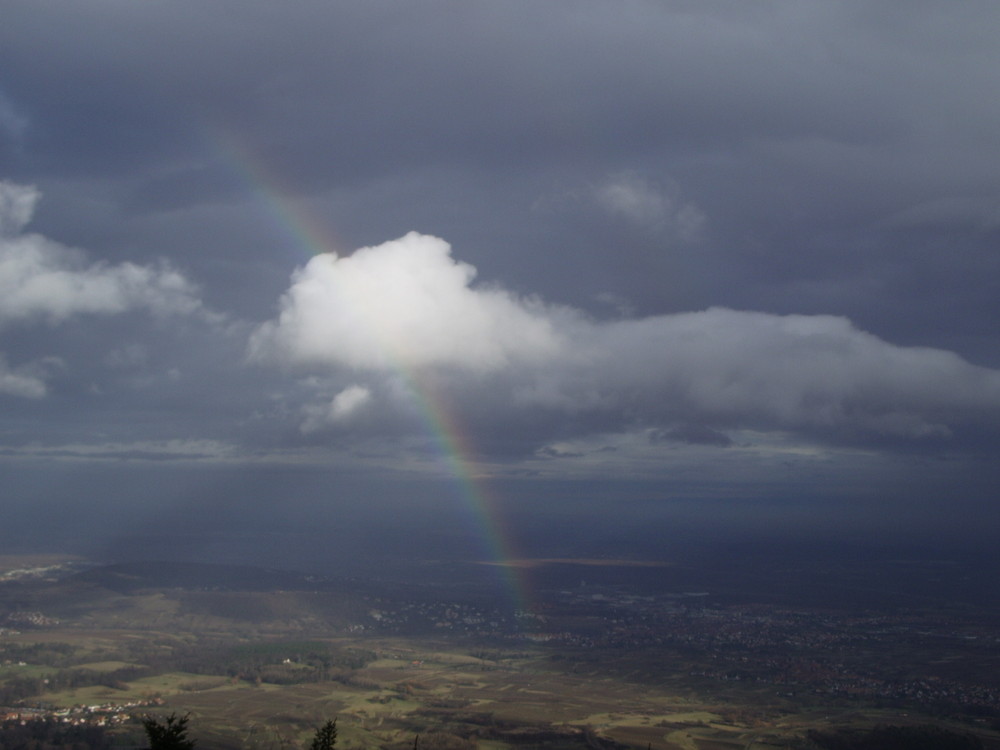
0,241,201,325
300,384,373,433
567,308,1000,439
0,180,205,398
595,172,707,241
249,232,565,372
254,233,1000,447
0,354,48,398
0,180,39,238
0,182,202,326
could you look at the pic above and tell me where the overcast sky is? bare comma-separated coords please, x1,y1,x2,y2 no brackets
2,1,1000,555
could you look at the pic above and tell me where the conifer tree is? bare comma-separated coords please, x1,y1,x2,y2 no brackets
310,719,337,750
142,713,195,750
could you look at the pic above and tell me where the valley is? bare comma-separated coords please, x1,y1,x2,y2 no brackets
1,556,998,750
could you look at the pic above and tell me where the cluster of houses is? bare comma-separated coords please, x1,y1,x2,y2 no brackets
0,698,162,727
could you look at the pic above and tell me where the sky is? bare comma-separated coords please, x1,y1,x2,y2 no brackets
2,1,1000,567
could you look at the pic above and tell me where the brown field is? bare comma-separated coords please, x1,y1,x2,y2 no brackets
5,622,998,750
10,631,988,750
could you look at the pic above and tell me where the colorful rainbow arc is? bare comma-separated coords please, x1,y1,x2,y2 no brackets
209,127,533,613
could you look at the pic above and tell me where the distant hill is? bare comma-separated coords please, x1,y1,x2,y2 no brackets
0,560,381,631
69,560,333,593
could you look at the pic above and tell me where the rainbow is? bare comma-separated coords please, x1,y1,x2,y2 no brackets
209,127,533,612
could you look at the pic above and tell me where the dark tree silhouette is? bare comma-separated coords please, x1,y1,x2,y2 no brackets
310,719,338,750
142,712,196,750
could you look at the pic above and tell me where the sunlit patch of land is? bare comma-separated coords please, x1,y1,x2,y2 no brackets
0,554,85,567
0,555,87,579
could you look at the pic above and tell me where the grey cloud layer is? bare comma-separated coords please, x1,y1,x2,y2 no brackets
5,3,999,211
1,0,999,491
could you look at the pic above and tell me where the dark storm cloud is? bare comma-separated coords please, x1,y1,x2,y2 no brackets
4,3,997,198
0,0,998,503
651,425,733,448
